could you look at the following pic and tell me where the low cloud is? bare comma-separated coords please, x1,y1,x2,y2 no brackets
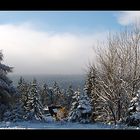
0,23,106,75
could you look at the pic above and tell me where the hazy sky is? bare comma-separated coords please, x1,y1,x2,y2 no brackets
0,11,140,75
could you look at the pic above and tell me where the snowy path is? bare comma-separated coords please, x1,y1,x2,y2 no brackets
0,121,136,129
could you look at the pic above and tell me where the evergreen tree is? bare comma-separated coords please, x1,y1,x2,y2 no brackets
84,66,99,122
65,85,74,110
3,77,30,122
17,77,29,105
68,89,93,123
17,76,25,95
59,88,68,108
126,89,140,126
47,87,54,106
3,101,25,122
40,83,57,106
40,83,58,107
0,51,16,120
52,81,63,106
40,83,48,107
25,79,45,121
16,77,31,120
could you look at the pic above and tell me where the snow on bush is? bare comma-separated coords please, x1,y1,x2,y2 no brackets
126,90,140,126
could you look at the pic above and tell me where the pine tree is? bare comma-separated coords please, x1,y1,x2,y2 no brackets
84,66,99,122
17,77,29,105
3,77,29,122
52,81,63,106
65,85,74,110
17,76,25,94
68,89,93,123
3,101,25,122
40,83,48,107
40,83,59,107
126,89,140,126
25,79,45,121
16,77,31,120
0,51,16,120
40,83,57,106
47,87,54,106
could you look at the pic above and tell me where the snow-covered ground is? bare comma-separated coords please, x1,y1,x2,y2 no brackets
0,121,139,129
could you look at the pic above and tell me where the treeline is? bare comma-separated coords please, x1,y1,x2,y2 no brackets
0,52,92,123
1,23,140,126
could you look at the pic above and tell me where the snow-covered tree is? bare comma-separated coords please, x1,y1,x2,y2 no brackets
52,81,63,106
68,89,93,123
84,66,100,122
85,24,140,124
40,83,60,107
25,79,45,121
60,88,67,107
3,101,25,122
40,83,49,106
2,77,30,122
65,85,74,110
17,77,30,104
17,77,26,94
47,87,54,106
13,77,31,121
126,89,140,126
0,51,16,120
